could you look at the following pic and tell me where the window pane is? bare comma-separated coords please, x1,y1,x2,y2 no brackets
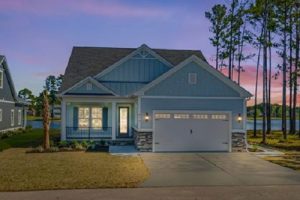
79,107,89,118
79,119,89,128
92,119,102,128
92,108,102,118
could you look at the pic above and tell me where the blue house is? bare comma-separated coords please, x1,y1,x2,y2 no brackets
0,55,27,133
59,44,252,152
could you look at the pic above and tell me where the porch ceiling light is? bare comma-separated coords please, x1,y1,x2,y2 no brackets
237,113,242,123
144,112,150,122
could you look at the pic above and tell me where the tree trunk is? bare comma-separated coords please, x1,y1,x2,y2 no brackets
267,30,272,134
262,0,268,144
216,43,219,70
289,7,294,134
282,1,288,140
238,25,246,85
43,91,50,150
295,3,300,137
228,0,235,80
254,28,263,138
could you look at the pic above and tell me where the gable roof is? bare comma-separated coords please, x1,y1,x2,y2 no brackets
60,45,207,92
0,55,28,104
134,55,252,98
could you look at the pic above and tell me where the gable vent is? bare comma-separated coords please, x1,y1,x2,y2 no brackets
188,73,197,85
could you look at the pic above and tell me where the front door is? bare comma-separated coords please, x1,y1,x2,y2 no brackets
118,107,129,137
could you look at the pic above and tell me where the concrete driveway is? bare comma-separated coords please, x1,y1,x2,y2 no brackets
141,153,300,187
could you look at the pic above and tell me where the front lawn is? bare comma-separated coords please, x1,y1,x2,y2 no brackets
0,129,60,151
0,148,149,191
0,129,149,191
247,130,300,151
264,153,300,171
247,130,300,171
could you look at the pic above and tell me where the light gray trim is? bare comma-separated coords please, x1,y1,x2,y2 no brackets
58,76,118,96
141,96,244,100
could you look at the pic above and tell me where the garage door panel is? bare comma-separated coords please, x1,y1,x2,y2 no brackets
154,112,230,152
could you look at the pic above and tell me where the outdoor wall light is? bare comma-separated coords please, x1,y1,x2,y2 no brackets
237,113,242,123
144,112,150,122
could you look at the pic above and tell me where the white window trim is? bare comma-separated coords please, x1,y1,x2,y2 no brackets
11,109,14,126
18,110,22,125
0,69,3,89
0,109,2,122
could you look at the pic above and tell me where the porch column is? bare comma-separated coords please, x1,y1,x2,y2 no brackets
61,99,67,141
111,102,116,140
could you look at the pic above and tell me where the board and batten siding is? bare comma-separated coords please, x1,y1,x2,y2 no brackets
145,62,240,97
140,98,244,131
97,57,171,95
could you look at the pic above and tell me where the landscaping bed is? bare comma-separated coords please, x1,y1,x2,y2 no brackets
264,153,300,171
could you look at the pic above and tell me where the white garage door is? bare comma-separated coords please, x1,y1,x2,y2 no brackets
153,111,231,152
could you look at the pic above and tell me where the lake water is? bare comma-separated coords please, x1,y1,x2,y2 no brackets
27,120,61,129
27,119,300,130
247,119,300,130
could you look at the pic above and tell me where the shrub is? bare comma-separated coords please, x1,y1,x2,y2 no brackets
26,125,33,130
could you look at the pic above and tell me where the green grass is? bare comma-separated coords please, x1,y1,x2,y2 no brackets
0,129,60,151
27,116,61,121
247,130,300,151
264,153,300,171
247,130,300,171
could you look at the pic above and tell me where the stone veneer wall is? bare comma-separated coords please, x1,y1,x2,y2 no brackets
133,129,247,152
133,129,153,152
232,132,247,152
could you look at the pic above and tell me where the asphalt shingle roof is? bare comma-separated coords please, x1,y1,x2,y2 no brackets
60,46,207,92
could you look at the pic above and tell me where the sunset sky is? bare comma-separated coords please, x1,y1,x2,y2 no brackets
0,0,286,105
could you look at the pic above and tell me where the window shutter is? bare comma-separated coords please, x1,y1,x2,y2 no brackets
102,107,108,130
73,107,78,130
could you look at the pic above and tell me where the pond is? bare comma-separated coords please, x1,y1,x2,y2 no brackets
247,119,300,130
27,120,61,129
27,119,300,131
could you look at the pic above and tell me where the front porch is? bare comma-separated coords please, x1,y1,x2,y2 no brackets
61,98,137,141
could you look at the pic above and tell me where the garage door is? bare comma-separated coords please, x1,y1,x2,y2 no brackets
153,111,231,152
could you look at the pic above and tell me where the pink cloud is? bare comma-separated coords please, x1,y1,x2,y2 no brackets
0,0,171,18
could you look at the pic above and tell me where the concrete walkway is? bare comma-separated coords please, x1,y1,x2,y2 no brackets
141,153,300,187
1,185,300,200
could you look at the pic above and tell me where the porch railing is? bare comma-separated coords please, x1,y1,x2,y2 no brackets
66,127,112,140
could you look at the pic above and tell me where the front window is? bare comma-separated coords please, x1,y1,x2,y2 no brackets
78,107,102,128
78,107,89,128
91,107,102,128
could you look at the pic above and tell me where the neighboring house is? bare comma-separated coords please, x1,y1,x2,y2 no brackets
50,105,61,119
59,44,252,152
0,55,27,132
